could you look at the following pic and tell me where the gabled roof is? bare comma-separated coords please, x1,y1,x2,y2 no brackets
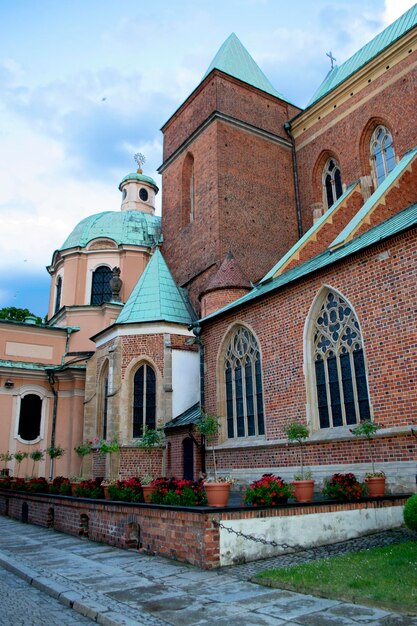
198,201,417,324
164,402,201,429
331,146,417,248
202,33,289,102
116,248,196,325
202,250,251,294
261,182,358,283
308,4,417,106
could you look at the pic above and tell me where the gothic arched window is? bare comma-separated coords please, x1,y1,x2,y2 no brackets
181,153,195,225
91,266,112,305
54,276,62,315
313,291,371,429
97,361,109,440
371,125,395,186
224,326,265,438
133,364,156,438
322,159,343,209
18,394,42,441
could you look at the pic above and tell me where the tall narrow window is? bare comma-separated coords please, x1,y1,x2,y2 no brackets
371,126,395,186
322,159,343,209
133,364,156,438
224,326,265,438
54,276,62,314
97,362,109,440
181,153,195,226
313,291,371,429
91,266,112,305
18,394,42,441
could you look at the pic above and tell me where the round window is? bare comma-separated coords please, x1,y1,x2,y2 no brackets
139,187,148,202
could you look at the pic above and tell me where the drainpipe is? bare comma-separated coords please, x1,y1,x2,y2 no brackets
192,324,206,474
46,369,58,480
284,121,303,238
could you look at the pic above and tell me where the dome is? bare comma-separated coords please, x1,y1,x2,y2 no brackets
118,172,159,192
60,210,161,251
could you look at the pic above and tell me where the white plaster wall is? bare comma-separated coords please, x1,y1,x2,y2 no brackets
172,349,200,417
219,506,404,566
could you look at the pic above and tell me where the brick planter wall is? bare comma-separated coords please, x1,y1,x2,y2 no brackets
0,490,408,569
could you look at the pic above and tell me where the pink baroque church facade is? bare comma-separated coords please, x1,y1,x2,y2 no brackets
1,6,417,491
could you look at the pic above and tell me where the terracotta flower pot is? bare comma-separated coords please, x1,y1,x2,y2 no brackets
292,479,315,503
142,484,153,503
102,485,110,500
205,482,231,507
365,476,385,497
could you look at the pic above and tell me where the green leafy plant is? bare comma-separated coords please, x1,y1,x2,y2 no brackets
29,449,45,477
11,477,27,491
74,440,92,475
403,494,417,532
322,473,367,501
49,476,72,496
350,421,383,477
107,477,143,503
136,427,164,480
13,451,28,477
46,445,66,459
150,477,207,506
195,412,222,481
243,474,293,506
284,421,311,480
26,477,49,493
0,451,12,470
74,478,104,499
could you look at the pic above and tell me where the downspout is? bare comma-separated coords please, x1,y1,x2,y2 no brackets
284,121,303,238
192,324,206,474
46,369,58,480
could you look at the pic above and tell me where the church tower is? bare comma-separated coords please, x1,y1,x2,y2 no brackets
160,33,302,311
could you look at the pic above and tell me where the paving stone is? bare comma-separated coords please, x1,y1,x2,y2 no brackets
325,602,391,622
255,593,340,621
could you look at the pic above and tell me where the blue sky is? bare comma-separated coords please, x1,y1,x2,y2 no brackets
0,0,414,316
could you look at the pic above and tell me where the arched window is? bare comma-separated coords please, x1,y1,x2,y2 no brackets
312,291,371,429
97,362,109,440
91,266,112,305
18,394,42,441
133,364,156,438
224,326,265,438
54,276,62,314
371,125,395,186
181,153,195,225
322,159,343,209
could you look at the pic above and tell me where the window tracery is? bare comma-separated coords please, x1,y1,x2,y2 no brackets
370,125,395,186
133,364,156,438
322,158,343,209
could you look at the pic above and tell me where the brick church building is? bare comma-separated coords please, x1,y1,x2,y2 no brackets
0,6,416,492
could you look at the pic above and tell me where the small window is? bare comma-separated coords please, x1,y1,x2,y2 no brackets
181,153,195,226
18,394,42,441
133,364,156,438
91,266,112,305
97,362,109,439
371,126,395,186
54,276,62,314
312,291,371,429
322,159,343,209
224,326,265,438
139,187,148,202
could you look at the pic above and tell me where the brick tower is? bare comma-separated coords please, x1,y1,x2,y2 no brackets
160,33,302,312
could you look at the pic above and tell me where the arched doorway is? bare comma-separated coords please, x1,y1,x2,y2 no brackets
183,437,194,480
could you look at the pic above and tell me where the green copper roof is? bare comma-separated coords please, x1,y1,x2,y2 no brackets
199,201,417,324
119,172,159,191
116,248,195,325
202,33,289,102
164,402,201,429
60,211,161,251
331,146,417,248
261,182,358,283
308,4,417,106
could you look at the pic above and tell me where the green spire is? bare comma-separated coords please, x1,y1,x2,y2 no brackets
202,32,287,100
116,248,195,325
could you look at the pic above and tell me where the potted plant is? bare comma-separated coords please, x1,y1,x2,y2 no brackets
46,444,66,479
13,451,28,477
74,440,92,477
74,478,104,499
322,472,367,501
150,477,207,506
107,477,143,503
29,449,45,477
49,476,72,496
0,452,12,476
195,412,232,507
100,439,120,480
350,420,386,496
284,421,315,502
243,474,294,506
136,427,164,502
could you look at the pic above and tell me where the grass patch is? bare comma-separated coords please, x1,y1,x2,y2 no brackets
254,541,417,614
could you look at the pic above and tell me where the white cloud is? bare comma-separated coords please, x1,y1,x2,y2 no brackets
383,0,416,24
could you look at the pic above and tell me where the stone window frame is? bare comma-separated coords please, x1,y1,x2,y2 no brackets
370,125,396,187
304,286,373,432
322,158,343,209
217,323,266,441
132,362,157,438
14,385,49,445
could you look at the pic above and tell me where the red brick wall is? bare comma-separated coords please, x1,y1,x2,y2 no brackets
121,335,165,379
164,428,203,479
200,229,417,471
118,447,164,480
201,287,250,317
295,51,417,231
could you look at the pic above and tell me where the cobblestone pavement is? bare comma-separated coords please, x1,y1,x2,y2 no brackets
0,567,93,625
0,517,415,626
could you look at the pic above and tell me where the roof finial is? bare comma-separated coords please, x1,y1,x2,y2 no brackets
134,152,146,174
326,51,336,70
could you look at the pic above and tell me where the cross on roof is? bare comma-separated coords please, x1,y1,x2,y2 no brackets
326,51,336,69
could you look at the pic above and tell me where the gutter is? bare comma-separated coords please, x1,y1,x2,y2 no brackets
284,121,303,238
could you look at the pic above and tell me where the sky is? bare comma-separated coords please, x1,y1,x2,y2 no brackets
0,0,415,317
